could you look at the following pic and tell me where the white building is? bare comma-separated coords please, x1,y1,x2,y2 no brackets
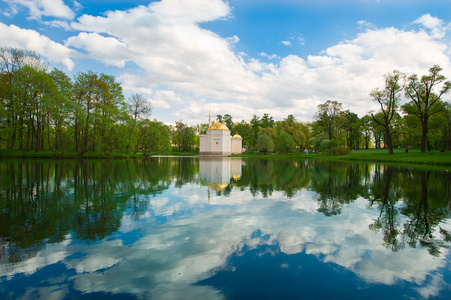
199,110,242,156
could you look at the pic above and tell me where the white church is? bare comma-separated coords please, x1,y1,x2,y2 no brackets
199,110,243,156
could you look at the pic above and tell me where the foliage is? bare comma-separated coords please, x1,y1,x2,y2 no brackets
403,65,451,152
256,133,274,155
370,70,405,154
277,132,297,154
330,145,350,156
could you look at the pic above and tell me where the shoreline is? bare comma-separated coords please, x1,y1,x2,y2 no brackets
1,149,451,167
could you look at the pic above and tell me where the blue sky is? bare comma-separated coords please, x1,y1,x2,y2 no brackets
1,0,451,125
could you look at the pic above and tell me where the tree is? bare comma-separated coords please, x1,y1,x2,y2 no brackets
256,133,274,155
442,103,451,150
223,114,234,132
0,46,44,149
370,70,405,154
343,110,361,151
175,120,196,152
250,114,260,149
49,68,73,151
234,120,251,149
403,65,451,152
277,132,296,154
139,119,171,157
282,114,308,150
315,100,343,141
128,93,151,121
260,113,274,128
361,115,373,149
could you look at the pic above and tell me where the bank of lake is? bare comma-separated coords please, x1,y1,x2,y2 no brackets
2,148,451,167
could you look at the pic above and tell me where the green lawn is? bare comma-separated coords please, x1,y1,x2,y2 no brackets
2,148,451,167
318,148,451,166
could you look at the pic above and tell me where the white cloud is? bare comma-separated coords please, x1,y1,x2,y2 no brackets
2,0,451,126
67,4,451,124
4,0,75,20
0,22,75,70
259,52,281,60
282,40,292,46
413,14,449,39
65,32,130,67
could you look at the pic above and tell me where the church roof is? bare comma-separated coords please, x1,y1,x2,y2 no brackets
232,134,242,139
208,183,228,192
208,122,229,131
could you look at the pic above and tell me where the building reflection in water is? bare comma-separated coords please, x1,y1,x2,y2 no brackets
198,157,243,203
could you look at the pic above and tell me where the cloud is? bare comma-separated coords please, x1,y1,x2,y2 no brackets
65,32,130,67
0,22,75,70
4,0,75,20
3,180,448,299
67,2,450,124
413,14,449,39
2,0,451,126
282,40,292,46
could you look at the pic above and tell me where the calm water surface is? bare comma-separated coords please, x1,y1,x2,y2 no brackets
0,157,450,299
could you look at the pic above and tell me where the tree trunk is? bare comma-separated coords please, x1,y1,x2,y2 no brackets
421,119,428,153
385,126,393,154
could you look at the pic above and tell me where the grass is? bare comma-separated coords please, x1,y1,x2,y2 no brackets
0,149,144,159
231,148,451,167
2,148,451,167
326,148,451,166
0,149,201,159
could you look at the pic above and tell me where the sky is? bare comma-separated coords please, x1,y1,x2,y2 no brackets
1,0,451,125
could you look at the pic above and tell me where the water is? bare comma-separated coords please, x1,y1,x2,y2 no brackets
0,157,450,299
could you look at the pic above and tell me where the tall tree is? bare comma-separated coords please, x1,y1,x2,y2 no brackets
260,113,274,128
370,70,405,154
223,114,234,132
315,100,343,141
128,93,152,121
403,65,451,152
175,120,195,152
256,133,274,155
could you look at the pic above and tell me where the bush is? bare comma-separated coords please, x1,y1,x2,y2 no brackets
277,132,297,154
330,146,350,156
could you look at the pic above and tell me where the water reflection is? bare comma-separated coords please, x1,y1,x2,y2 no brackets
0,158,450,299
199,157,242,202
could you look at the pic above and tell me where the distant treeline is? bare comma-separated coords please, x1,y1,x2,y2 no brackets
1,46,450,155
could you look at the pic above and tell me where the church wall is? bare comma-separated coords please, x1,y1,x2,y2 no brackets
231,137,242,154
200,129,231,155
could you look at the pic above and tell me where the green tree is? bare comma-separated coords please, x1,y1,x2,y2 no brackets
370,70,404,154
13,65,57,151
250,114,260,149
280,114,308,150
315,100,343,141
403,65,451,152
0,47,43,150
361,115,373,149
175,120,196,152
139,119,171,157
277,132,296,154
234,120,251,149
49,68,73,151
260,113,274,128
223,114,234,132
256,133,274,155
342,110,361,151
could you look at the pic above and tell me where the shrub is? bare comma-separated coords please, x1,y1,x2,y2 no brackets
330,146,350,156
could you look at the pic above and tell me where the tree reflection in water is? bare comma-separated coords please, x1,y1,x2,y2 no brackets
1,158,451,265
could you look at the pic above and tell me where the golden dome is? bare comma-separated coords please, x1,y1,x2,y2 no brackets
208,122,229,131
232,174,241,180
208,183,228,192
232,134,242,139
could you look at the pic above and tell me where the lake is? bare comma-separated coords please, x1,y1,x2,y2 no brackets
0,157,450,299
